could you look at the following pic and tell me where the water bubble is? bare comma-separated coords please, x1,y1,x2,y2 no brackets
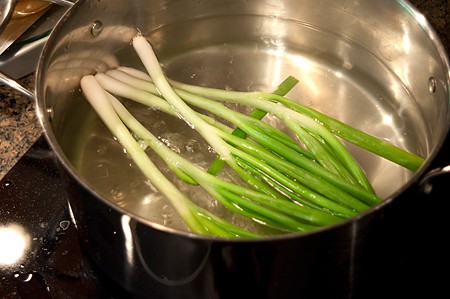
428,77,437,94
207,145,216,153
110,187,125,201
342,60,353,70
46,106,54,122
97,144,108,155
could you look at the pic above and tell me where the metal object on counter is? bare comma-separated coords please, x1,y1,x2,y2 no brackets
0,0,73,79
0,1,52,56
0,0,73,35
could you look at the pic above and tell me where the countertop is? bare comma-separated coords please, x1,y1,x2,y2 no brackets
0,74,40,180
0,0,449,181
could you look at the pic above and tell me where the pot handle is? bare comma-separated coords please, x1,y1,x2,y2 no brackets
418,131,450,195
0,70,34,99
419,165,450,194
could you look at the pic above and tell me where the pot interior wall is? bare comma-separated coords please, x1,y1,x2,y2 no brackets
38,0,449,233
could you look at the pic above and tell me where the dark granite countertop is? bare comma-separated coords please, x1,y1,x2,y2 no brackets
0,0,449,181
0,74,41,180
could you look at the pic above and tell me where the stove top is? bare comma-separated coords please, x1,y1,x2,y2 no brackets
0,136,133,298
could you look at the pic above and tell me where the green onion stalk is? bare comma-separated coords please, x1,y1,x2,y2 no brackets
98,42,378,210
95,68,381,207
79,35,424,237
167,75,425,173
81,75,343,235
80,75,262,238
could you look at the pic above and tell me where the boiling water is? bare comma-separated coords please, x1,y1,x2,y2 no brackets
71,16,427,233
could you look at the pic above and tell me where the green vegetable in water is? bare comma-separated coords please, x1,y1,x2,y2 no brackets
80,35,425,238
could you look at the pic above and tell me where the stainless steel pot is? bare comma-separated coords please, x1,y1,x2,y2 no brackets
1,0,449,298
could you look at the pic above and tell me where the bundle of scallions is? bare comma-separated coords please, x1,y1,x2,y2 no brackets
80,35,424,238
